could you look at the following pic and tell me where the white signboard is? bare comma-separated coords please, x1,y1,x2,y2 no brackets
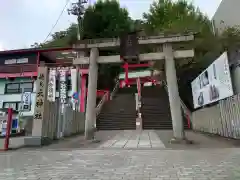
191,52,233,109
5,58,28,65
47,69,56,102
59,68,67,104
22,92,31,111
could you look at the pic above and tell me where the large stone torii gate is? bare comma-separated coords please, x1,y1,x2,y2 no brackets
73,33,195,142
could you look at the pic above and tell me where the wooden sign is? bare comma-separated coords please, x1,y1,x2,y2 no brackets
120,31,139,63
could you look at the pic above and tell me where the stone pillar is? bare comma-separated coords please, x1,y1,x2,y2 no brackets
24,65,49,146
163,43,185,140
84,48,99,140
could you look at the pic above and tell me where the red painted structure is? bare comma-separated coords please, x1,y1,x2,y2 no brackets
121,62,158,88
0,108,13,151
122,62,151,86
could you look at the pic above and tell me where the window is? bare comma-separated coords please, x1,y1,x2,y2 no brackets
20,82,33,93
3,102,30,111
5,82,33,94
5,83,20,93
3,102,19,111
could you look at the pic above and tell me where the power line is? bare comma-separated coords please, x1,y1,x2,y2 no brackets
43,0,71,43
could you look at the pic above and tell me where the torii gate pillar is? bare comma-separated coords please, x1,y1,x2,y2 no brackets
163,44,185,140
84,48,99,140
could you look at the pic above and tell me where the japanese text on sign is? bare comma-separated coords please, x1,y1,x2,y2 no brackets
47,69,56,102
34,72,45,120
59,69,67,104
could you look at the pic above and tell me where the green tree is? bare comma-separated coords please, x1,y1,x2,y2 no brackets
82,0,132,89
40,23,78,48
82,0,131,39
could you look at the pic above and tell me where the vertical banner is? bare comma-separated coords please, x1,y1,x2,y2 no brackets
47,68,56,102
59,68,67,105
71,68,78,110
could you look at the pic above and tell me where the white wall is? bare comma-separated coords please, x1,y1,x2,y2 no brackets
212,0,240,34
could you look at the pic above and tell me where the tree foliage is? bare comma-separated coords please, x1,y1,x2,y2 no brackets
82,0,132,89
82,0,131,39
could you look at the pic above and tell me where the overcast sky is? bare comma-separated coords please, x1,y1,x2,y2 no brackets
0,0,222,50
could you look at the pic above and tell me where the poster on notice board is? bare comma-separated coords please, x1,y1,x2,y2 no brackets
191,52,233,109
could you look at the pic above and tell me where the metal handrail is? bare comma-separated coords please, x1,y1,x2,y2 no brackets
96,93,108,116
110,80,119,100
95,79,120,116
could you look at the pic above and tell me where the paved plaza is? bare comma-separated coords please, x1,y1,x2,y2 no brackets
0,136,25,150
0,130,240,179
1,148,240,179
99,130,165,149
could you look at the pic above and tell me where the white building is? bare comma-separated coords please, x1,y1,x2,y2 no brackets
212,0,240,34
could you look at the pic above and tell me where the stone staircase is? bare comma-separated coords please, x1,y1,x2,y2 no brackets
141,86,189,130
96,87,137,130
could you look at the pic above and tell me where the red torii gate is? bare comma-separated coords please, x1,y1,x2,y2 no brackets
121,62,157,87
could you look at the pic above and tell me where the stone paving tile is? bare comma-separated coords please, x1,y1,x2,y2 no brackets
0,148,240,179
0,137,25,150
99,130,165,149
155,130,240,149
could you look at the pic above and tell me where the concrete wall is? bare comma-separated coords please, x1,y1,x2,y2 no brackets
192,105,222,135
231,65,240,94
212,0,240,34
192,94,240,139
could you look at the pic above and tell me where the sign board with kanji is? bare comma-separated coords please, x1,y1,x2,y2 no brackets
47,69,56,102
32,66,48,137
59,68,68,104
120,31,139,63
21,92,31,111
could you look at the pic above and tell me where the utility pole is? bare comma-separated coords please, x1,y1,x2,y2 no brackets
68,0,88,41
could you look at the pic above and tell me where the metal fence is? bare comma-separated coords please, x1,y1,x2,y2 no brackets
192,94,240,139
40,98,85,140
